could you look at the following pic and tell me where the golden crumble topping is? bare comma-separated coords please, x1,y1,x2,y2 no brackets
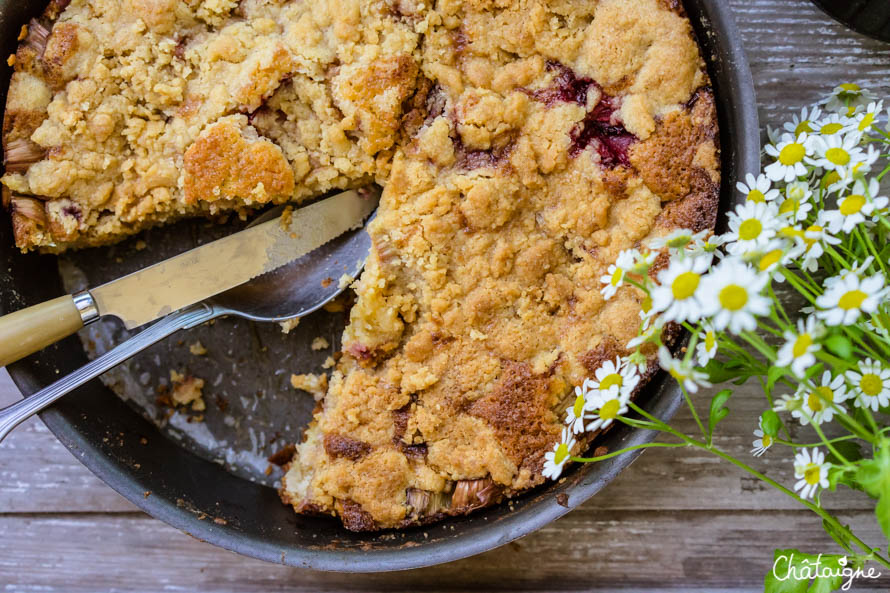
4,0,719,530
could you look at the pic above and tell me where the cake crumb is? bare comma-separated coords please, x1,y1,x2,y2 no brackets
322,356,336,369
189,341,207,356
279,317,300,334
170,370,206,412
290,372,328,401
134,239,147,251
311,336,330,351
338,274,354,290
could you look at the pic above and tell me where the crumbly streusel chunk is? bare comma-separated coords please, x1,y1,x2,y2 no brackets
2,0,421,251
281,0,719,530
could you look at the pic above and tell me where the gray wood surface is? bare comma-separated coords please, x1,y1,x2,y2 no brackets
4,0,890,590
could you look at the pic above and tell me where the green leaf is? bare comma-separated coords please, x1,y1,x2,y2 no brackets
856,442,890,543
827,466,863,493
766,366,786,396
703,358,750,384
824,334,852,360
764,549,848,593
761,410,782,437
707,389,732,439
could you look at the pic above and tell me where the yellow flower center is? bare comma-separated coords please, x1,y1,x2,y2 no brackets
822,171,841,189
840,83,861,92
759,249,784,272
795,121,812,136
671,271,701,300
792,334,813,358
838,290,867,310
825,147,850,166
705,331,716,352
821,122,843,135
641,295,652,313
599,373,623,391
572,394,585,418
779,143,806,166
761,434,773,448
804,464,821,486
747,189,766,203
599,398,621,420
807,386,833,413
861,373,883,397
554,443,570,465
610,268,624,286
719,285,748,311
779,198,799,215
840,194,866,216
739,219,763,241
860,113,875,131
803,225,823,249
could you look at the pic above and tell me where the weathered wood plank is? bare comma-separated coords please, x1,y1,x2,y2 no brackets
0,511,887,592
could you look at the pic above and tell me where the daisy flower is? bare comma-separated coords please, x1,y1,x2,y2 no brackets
814,112,855,137
600,250,636,300
658,347,712,394
650,254,711,324
764,133,813,183
823,83,878,115
686,232,727,258
791,223,841,273
808,133,866,176
850,101,883,133
775,316,824,378
822,178,888,234
627,320,663,351
583,385,631,432
846,358,890,412
586,357,640,399
745,239,802,282
773,393,803,414
793,448,830,500
791,370,849,426
815,272,886,326
699,259,771,334
783,106,822,137
648,228,708,254
777,181,813,222
751,417,774,457
565,384,589,435
543,426,576,480
737,173,780,204
695,321,719,367
725,201,781,256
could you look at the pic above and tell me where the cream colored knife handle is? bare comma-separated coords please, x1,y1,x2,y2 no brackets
0,292,99,367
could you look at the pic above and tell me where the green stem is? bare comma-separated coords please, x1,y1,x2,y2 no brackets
571,441,688,463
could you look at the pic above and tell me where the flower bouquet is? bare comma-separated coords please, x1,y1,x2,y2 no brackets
546,84,890,592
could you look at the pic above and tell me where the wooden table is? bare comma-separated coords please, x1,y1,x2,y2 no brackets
3,1,890,590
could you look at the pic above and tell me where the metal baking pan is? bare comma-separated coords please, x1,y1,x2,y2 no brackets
0,0,759,572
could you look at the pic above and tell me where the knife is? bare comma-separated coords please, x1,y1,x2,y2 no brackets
0,188,378,367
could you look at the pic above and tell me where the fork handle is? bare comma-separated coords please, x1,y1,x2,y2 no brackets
0,303,215,443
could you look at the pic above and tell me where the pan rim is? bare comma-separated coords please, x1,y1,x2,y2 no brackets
4,0,760,572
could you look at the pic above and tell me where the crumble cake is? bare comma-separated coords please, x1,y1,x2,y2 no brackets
3,0,720,530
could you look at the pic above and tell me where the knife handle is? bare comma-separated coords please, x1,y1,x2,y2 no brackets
0,293,96,367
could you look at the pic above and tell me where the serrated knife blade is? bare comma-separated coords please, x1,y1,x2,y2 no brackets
90,188,378,329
